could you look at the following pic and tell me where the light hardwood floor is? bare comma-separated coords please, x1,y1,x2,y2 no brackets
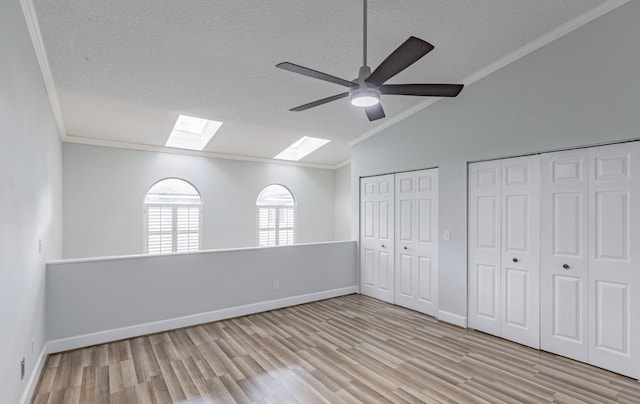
32,294,640,403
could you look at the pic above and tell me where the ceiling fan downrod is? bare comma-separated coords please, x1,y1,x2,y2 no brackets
357,0,373,84
356,0,373,92
362,0,368,68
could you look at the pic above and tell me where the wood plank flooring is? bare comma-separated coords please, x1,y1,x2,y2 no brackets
32,294,640,403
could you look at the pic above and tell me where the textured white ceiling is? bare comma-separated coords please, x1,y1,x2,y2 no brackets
33,0,608,166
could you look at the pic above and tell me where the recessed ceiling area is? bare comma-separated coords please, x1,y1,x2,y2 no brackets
32,0,609,167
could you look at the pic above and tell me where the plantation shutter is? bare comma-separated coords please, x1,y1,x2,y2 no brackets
144,179,202,254
147,206,174,254
176,207,200,252
256,184,295,247
258,207,277,247
278,207,295,245
257,207,294,247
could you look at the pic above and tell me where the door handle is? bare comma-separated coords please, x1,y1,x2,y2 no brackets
403,246,408,250
381,244,385,248
563,264,570,269
512,258,518,263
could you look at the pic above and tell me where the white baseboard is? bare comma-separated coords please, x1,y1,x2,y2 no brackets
437,309,467,328
19,343,49,404
47,286,358,354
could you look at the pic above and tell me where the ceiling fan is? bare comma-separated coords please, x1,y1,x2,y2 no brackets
276,0,464,121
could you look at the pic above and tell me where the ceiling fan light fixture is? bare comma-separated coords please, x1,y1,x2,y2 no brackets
350,88,380,107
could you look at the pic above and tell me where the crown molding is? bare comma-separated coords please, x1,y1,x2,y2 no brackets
334,159,351,170
19,0,339,170
23,0,629,167
20,0,68,140
349,0,630,147
64,135,339,170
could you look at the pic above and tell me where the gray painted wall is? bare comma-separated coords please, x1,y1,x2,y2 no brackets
47,241,357,341
351,2,640,321
334,164,352,240
0,1,63,402
63,143,338,258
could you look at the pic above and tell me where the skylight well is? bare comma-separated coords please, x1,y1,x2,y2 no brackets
274,136,330,161
165,114,223,151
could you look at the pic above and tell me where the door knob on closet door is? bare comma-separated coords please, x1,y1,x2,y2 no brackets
512,258,518,263
563,264,570,269
403,246,408,250
381,244,385,248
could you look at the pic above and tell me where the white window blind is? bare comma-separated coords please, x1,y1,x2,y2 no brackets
278,207,294,245
144,178,202,254
146,205,201,254
176,206,200,252
257,206,295,247
257,184,295,247
147,206,174,254
258,207,277,247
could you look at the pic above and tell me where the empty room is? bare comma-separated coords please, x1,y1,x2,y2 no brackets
2,0,640,402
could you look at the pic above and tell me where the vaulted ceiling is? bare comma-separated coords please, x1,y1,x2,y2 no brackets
32,0,613,168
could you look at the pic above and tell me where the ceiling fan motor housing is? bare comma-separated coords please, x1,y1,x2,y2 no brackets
357,66,373,85
349,65,380,107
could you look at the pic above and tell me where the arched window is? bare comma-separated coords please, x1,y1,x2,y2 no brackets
256,184,295,247
144,178,202,254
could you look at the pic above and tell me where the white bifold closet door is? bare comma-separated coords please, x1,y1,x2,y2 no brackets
540,149,589,362
468,155,540,349
468,160,502,336
587,142,640,379
360,174,395,303
395,169,439,316
540,143,640,379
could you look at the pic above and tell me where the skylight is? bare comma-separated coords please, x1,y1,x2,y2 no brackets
165,114,223,151
274,136,330,161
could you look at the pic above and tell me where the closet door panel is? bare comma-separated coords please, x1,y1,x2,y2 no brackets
541,149,589,362
395,169,439,315
468,161,502,335
416,169,438,316
501,155,540,349
395,172,416,308
589,142,640,379
360,174,395,303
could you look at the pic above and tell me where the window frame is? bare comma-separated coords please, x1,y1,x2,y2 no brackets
256,184,296,247
143,178,203,254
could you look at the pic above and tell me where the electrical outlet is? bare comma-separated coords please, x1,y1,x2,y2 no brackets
20,358,25,380
32,338,35,353
273,280,280,290
443,230,451,241
38,240,42,254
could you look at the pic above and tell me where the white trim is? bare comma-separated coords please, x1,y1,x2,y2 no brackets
65,135,338,170
18,344,49,404
437,310,467,328
349,0,630,147
19,0,67,140
47,286,358,354
334,159,351,170
47,240,356,266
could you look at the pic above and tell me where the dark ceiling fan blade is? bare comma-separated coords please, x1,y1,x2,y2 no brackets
366,37,435,86
290,92,350,111
380,83,464,97
365,103,385,121
276,62,355,88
